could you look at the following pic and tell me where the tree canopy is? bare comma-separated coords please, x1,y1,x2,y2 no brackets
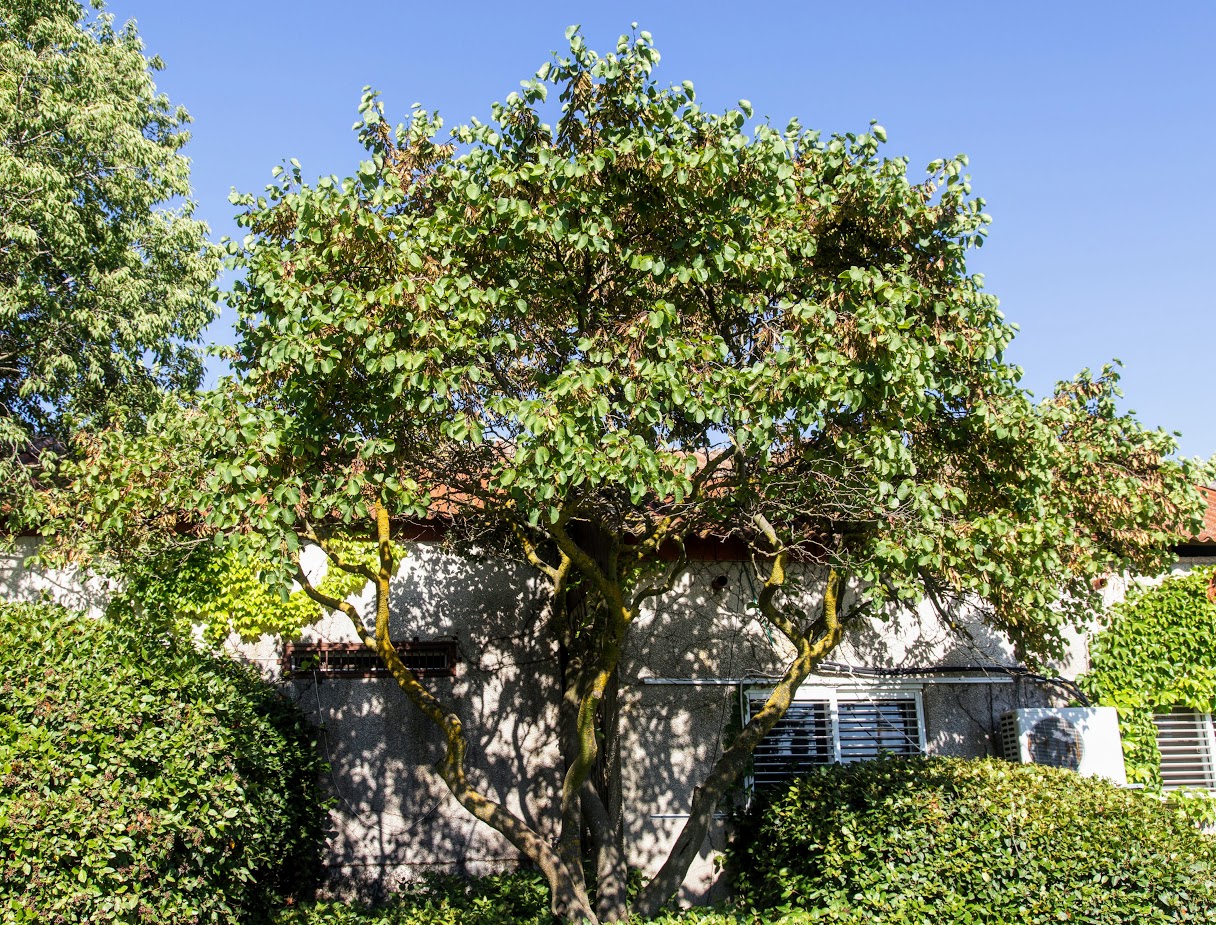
66,26,1208,924
0,0,218,520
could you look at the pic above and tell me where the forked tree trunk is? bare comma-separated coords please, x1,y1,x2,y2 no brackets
298,509,599,922
300,512,841,925
557,617,591,907
559,523,631,921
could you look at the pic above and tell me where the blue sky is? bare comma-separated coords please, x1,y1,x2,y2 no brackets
113,0,1214,460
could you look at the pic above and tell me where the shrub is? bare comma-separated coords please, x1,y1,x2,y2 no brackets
273,872,552,925
272,872,754,925
0,601,328,924
731,757,1216,924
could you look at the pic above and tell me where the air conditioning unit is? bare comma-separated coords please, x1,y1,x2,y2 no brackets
999,707,1126,786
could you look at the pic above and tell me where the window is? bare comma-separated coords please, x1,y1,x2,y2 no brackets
1153,709,1216,790
282,639,459,679
746,686,925,788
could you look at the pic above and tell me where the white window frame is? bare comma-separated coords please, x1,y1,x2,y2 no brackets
743,683,927,788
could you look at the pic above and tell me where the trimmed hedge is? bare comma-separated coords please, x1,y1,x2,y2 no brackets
732,757,1216,924
0,601,328,924
273,873,554,925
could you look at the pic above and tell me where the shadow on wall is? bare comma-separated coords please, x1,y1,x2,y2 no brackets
0,537,115,616
612,564,1067,898
280,544,561,901
272,549,1065,903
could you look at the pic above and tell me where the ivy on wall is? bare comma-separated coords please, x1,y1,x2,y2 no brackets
114,537,403,644
1079,564,1216,793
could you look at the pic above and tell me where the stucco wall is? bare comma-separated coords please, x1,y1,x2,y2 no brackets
610,559,1068,901
0,536,114,614
8,538,1199,902
263,550,1073,900
229,543,562,897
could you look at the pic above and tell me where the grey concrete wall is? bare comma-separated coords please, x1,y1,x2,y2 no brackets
275,552,1075,901
265,544,563,898
611,559,1068,901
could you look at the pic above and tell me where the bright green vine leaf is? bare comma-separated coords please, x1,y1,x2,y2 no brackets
1081,564,1216,820
111,535,406,644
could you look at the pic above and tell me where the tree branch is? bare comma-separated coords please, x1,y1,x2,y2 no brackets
303,520,377,581
299,510,596,922
633,567,846,917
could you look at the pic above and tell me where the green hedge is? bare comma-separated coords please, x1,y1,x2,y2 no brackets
0,601,329,924
272,873,553,925
731,757,1216,924
271,872,749,925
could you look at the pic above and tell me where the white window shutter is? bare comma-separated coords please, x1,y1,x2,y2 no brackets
747,687,925,788
1154,710,1216,790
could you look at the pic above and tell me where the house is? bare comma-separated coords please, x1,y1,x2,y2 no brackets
5,488,1215,902
234,483,1216,902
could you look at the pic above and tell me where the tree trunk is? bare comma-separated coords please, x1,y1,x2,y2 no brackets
557,610,591,907
632,567,843,918
298,511,599,922
630,649,817,918
587,659,627,920
583,781,629,922
559,521,631,920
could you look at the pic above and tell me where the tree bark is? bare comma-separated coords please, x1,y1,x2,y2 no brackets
583,780,629,922
559,520,631,920
632,566,843,918
556,575,591,906
299,508,598,922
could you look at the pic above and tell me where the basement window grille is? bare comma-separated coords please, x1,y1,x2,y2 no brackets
746,686,925,788
282,639,459,679
1153,709,1216,790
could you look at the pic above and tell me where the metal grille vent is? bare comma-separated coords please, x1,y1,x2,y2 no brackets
1153,710,1216,790
1026,715,1085,770
999,712,1020,762
282,640,459,679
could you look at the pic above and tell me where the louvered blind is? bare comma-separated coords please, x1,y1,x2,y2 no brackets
749,699,832,787
749,691,923,788
1153,710,1216,790
838,700,921,762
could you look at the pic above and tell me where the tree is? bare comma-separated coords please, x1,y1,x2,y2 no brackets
0,0,218,522
156,28,1203,923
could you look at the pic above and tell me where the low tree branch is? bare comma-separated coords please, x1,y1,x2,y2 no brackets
298,508,597,922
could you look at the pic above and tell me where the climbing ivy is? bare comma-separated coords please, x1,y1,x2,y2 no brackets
114,536,405,645
1080,564,1216,808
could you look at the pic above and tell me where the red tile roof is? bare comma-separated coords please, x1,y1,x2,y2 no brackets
1196,486,1216,544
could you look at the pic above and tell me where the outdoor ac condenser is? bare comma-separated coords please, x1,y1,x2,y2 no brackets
999,707,1127,786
